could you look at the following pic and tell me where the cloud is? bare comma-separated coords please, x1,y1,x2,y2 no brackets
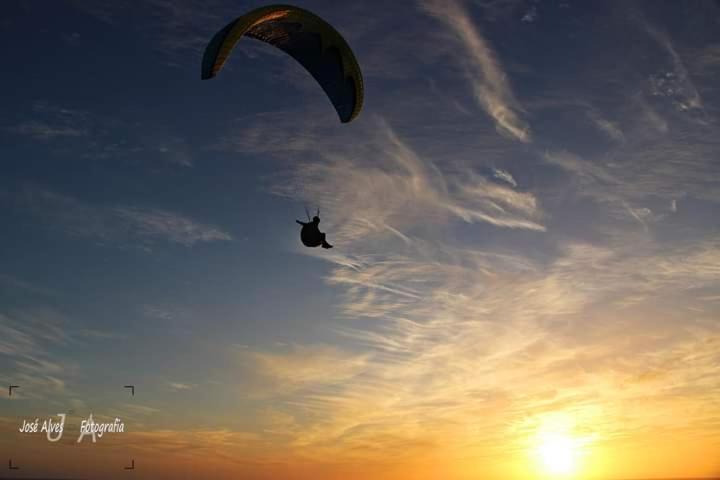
8,121,88,140
168,382,195,391
421,0,531,142
71,0,235,66
142,304,180,320
236,344,369,399
76,328,127,340
5,3,720,474
7,101,195,167
492,168,518,187
543,132,720,224
113,207,233,246
156,138,193,167
14,187,232,248
251,345,367,386
690,43,720,76
521,5,538,23
643,22,702,111
121,403,161,416
586,110,625,142
7,101,90,140
0,273,57,297
636,95,669,133
624,204,654,230
543,150,623,211
0,309,74,400
0,312,126,405
231,233,720,463
120,428,261,466
272,120,544,246
240,95,720,463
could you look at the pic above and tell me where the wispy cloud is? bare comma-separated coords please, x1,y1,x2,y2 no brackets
0,309,73,400
76,328,127,340
521,5,538,23
586,109,625,142
113,207,232,246
234,59,720,463
70,0,233,65
492,167,518,187
240,344,368,391
7,101,90,140
691,43,720,76
7,101,195,167
0,273,57,297
421,0,531,142
543,125,720,221
9,121,88,140
233,233,720,463
155,137,193,167
168,382,196,391
15,186,233,248
643,20,702,111
4,2,720,476
272,119,544,246
142,304,181,320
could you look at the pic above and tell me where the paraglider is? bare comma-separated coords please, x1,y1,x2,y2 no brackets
201,4,364,123
296,208,333,249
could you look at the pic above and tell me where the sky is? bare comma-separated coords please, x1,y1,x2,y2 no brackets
1,0,719,479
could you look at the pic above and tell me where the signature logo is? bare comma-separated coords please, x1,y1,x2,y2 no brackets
18,413,125,443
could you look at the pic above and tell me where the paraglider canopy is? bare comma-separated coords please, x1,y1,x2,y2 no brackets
202,4,364,123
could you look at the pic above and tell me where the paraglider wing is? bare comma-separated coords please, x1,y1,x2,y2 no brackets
201,4,364,123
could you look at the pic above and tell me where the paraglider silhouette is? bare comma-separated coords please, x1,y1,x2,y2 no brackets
296,208,333,249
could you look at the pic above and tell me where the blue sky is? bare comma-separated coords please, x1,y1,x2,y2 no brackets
1,1,720,479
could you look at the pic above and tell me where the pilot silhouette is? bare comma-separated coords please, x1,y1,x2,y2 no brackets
296,209,333,249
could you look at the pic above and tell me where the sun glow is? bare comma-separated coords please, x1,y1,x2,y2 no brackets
535,432,579,476
529,413,592,479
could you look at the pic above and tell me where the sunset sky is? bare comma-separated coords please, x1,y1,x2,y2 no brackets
1,0,719,479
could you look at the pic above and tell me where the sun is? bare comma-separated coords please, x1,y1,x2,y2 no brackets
527,412,592,478
535,432,579,476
